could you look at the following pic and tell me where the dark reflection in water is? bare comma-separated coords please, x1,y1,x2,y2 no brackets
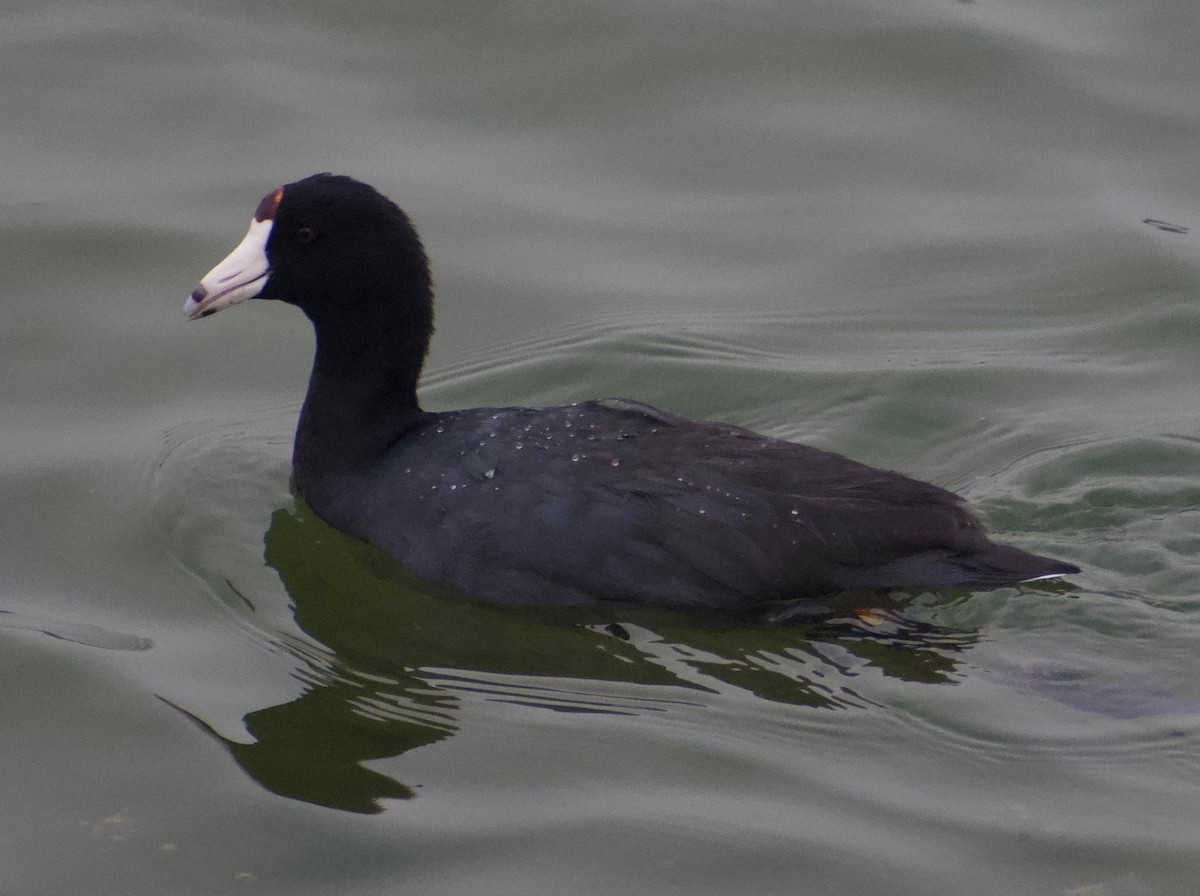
188,499,984,813
169,661,448,812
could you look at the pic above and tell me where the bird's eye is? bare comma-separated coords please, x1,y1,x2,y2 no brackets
296,226,316,244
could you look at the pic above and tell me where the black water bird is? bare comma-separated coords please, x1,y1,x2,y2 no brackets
186,174,1078,610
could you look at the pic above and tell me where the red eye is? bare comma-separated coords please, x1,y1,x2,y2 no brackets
296,226,315,243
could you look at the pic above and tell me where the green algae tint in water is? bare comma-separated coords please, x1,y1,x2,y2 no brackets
2,1,1199,894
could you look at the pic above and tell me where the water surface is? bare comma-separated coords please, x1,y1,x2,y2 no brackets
3,1,1199,894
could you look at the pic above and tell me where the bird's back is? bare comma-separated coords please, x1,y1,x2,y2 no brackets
298,398,1066,608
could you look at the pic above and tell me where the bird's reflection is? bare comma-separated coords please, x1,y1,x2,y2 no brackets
192,499,982,813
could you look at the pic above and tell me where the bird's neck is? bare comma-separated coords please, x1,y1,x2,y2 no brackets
293,313,431,479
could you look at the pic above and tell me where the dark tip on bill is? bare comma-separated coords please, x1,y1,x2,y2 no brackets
190,286,207,303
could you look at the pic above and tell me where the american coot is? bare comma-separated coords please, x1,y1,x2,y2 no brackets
186,174,1079,610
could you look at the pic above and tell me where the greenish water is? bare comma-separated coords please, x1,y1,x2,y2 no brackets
3,1,1199,894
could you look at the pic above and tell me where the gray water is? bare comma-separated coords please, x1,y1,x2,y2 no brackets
3,1,1199,894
